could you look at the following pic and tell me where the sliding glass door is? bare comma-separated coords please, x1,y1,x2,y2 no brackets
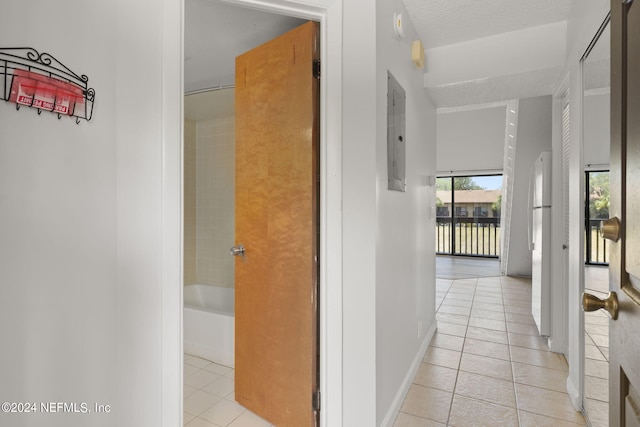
585,170,610,265
436,175,502,257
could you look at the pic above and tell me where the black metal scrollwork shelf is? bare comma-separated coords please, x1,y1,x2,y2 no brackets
0,47,95,123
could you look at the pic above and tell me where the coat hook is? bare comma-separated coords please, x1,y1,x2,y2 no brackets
37,108,42,115
57,113,62,120
16,104,20,111
75,117,80,125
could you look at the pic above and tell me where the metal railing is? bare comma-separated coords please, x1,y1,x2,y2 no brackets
436,217,500,257
586,219,609,265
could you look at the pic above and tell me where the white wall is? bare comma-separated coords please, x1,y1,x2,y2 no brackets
342,1,438,425
0,1,183,425
341,1,377,424
375,1,437,426
505,95,553,276
0,2,118,426
583,93,610,167
115,0,183,424
437,106,507,173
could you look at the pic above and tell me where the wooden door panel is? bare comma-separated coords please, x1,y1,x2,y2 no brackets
234,21,319,427
610,1,640,425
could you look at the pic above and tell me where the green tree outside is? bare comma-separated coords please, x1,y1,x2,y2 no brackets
588,172,610,219
492,194,502,215
436,177,485,191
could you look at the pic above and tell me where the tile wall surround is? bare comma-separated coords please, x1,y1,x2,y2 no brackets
184,119,197,285
184,115,235,288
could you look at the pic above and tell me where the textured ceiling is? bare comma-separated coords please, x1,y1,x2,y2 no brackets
428,67,563,108
583,20,610,92
403,0,577,49
185,0,304,93
401,0,580,108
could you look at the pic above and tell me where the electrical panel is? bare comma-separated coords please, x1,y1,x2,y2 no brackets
387,71,406,192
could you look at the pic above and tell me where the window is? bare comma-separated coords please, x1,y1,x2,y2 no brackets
585,170,610,265
435,175,502,257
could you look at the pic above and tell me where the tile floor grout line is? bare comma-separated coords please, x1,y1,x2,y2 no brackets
501,276,524,427
436,280,475,425
442,277,473,426
446,277,478,427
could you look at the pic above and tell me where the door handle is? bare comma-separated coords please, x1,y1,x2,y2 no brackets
599,217,621,242
582,291,619,320
230,244,245,257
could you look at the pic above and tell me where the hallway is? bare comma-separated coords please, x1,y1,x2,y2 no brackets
393,274,586,426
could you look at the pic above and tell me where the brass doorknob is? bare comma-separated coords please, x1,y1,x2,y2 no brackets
582,291,618,320
599,217,621,242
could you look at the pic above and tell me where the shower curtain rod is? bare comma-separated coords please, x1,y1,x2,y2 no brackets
185,84,235,96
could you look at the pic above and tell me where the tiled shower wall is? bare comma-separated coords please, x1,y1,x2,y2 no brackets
184,119,197,285
184,116,235,288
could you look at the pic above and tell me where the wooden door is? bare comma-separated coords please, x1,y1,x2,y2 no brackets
233,21,319,427
609,2,640,425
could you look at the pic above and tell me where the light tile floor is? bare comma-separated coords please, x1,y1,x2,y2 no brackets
393,275,587,427
435,256,502,280
183,354,274,427
584,265,610,427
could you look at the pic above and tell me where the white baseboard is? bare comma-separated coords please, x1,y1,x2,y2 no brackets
566,374,582,411
379,320,437,427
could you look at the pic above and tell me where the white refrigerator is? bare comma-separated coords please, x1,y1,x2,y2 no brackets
530,151,552,337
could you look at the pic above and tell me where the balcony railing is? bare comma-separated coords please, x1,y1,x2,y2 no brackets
436,217,500,257
586,219,609,265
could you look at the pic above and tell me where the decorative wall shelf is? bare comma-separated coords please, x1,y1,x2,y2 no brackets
0,47,95,123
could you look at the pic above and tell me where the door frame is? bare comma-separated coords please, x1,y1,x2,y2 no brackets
551,4,612,411
550,75,569,357
160,1,344,426
568,8,612,413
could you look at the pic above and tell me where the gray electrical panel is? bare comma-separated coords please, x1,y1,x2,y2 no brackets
387,71,406,192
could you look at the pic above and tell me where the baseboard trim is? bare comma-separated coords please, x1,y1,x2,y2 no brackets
566,374,582,411
379,320,436,427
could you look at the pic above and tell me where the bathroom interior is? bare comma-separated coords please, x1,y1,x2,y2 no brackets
183,87,237,367
182,0,306,424
182,0,305,364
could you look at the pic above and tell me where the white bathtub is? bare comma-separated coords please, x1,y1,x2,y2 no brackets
184,284,234,367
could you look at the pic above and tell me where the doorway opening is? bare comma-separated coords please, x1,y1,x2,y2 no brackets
182,2,319,426
581,13,610,427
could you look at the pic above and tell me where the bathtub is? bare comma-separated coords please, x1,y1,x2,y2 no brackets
184,284,234,367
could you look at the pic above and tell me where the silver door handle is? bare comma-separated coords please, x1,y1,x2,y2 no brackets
230,244,245,256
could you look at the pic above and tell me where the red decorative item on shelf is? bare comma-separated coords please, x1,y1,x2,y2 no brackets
9,69,84,115
1,47,95,122
9,69,37,106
